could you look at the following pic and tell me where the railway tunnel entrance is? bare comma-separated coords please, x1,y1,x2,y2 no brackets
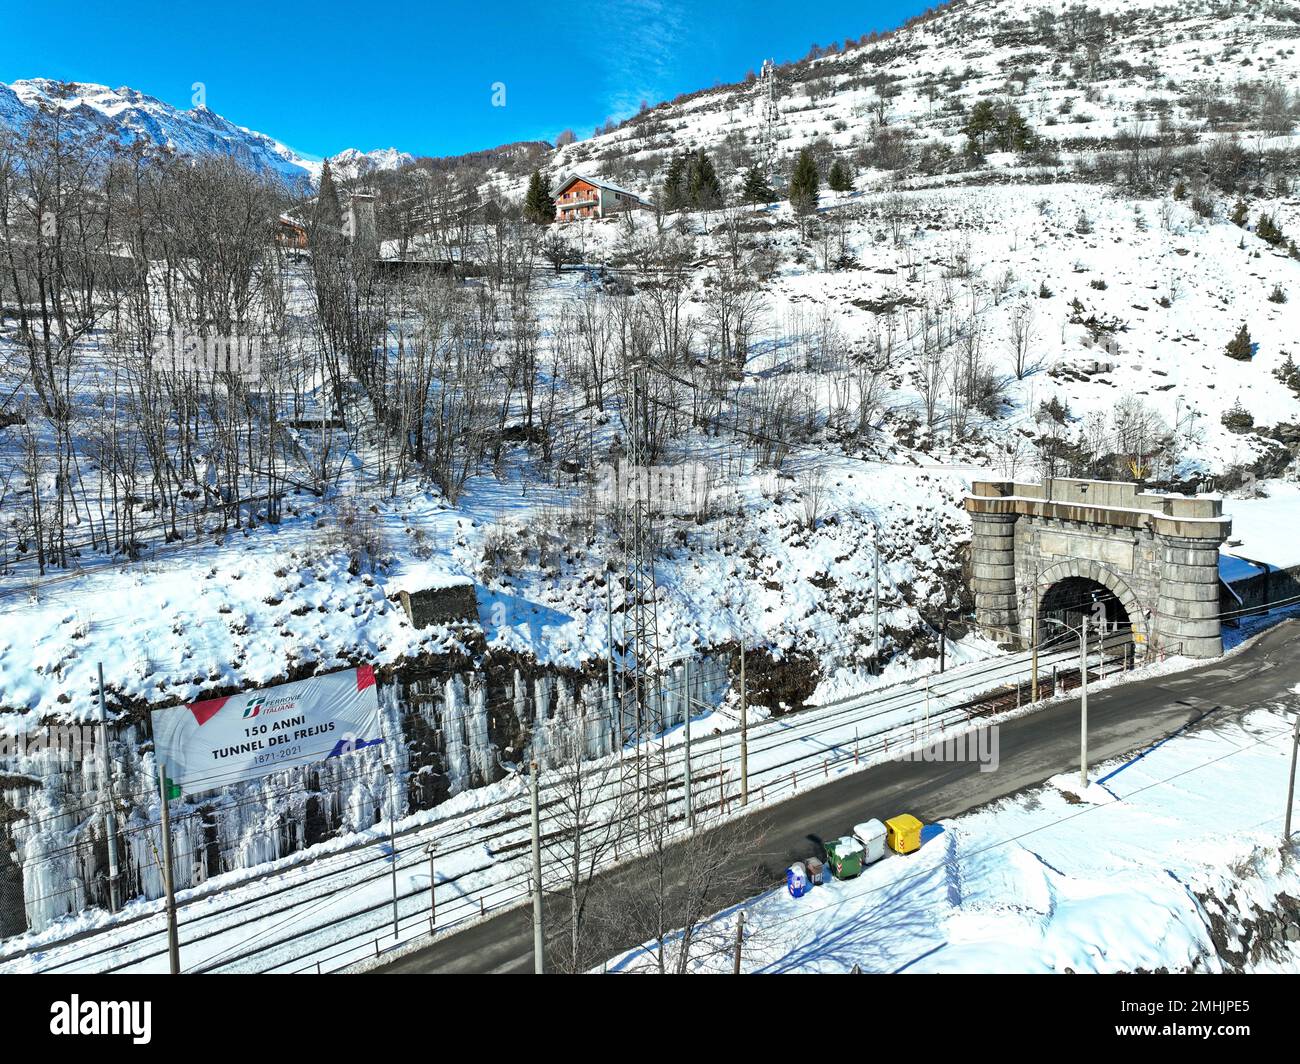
966,479,1231,659
1038,576,1132,637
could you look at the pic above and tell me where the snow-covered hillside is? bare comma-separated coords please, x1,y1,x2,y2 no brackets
548,0,1300,199
510,0,1300,490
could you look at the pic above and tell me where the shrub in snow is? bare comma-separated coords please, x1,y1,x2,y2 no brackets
1225,323,1254,362
1274,355,1300,397
1221,401,1254,434
1257,214,1287,247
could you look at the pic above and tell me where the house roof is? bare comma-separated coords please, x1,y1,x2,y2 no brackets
552,172,649,204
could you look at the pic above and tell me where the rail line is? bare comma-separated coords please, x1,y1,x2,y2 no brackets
2,631,1135,974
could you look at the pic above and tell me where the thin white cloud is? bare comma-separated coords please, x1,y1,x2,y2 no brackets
598,0,689,122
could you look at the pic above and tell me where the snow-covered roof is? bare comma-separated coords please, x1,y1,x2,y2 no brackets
552,172,648,203
1222,486,1300,573
384,563,473,600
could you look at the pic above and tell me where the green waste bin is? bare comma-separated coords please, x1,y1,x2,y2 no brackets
824,836,865,880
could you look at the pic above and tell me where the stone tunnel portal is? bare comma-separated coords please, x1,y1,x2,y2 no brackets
965,478,1231,659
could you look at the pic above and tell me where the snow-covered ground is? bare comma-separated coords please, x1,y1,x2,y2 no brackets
4,0,1300,954
0,627,1142,973
1223,480,1300,570
605,694,1300,974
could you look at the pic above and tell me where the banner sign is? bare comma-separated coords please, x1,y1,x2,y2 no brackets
151,666,384,791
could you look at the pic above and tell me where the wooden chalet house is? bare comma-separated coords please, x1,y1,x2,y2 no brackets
552,174,651,223
274,215,309,249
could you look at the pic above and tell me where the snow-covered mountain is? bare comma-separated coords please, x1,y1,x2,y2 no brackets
0,78,422,190
322,146,416,181
0,78,316,188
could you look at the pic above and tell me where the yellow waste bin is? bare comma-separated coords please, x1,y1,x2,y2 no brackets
885,814,923,855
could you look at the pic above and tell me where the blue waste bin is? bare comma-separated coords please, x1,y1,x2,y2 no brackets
787,861,810,898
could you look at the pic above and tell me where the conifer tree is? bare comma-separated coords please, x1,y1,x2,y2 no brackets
789,148,819,212
964,100,998,151
742,165,775,205
316,159,343,231
828,160,852,193
662,154,689,212
524,169,555,224
687,150,723,210
996,104,1034,152
1225,323,1254,362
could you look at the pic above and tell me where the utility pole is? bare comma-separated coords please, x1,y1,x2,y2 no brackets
1079,617,1090,790
872,525,881,674
156,762,180,975
96,663,121,913
529,759,545,974
683,658,694,829
426,844,437,932
1030,564,1040,703
385,763,400,940
606,572,617,755
939,615,947,674
733,910,746,974
740,638,749,806
1285,714,1300,845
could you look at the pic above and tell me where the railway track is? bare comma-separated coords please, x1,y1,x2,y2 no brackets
2,632,1134,974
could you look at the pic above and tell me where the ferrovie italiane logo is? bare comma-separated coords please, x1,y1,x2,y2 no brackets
242,697,266,718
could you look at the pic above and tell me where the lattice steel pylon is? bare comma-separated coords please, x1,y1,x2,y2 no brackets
759,59,781,183
620,368,664,745
610,367,665,834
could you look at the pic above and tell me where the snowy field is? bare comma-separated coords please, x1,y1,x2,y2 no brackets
604,695,1300,974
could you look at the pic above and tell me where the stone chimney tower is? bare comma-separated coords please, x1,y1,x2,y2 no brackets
347,190,378,262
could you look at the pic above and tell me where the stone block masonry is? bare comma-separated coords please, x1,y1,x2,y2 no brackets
965,479,1231,659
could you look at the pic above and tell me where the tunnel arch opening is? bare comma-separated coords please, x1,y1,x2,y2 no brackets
1038,576,1133,644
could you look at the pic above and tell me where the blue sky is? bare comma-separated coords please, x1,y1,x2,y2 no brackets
0,0,935,159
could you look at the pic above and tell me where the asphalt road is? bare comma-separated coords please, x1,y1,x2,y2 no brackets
379,620,1300,974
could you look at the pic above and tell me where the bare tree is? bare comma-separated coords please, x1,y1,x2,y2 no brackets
540,716,632,973
799,465,829,529
1008,302,1038,381
593,732,768,974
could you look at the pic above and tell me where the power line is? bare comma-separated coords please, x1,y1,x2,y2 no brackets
659,718,1300,971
